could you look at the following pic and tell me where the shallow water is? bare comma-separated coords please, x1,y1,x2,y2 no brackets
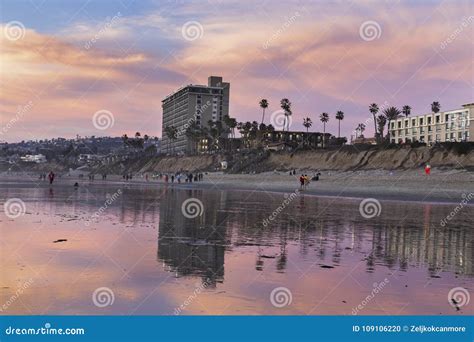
0,181,473,315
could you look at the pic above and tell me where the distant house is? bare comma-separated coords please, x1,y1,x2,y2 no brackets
20,154,47,163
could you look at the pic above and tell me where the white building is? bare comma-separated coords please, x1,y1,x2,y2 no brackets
389,103,474,144
20,154,47,163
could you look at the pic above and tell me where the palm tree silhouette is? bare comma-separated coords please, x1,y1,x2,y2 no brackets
320,112,329,148
259,99,269,124
335,111,344,138
356,123,366,138
431,101,441,113
164,126,178,154
402,105,411,118
280,98,292,131
303,117,312,132
369,103,379,139
376,114,387,140
383,106,401,140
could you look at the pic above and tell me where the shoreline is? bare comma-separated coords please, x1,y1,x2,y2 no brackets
1,169,473,204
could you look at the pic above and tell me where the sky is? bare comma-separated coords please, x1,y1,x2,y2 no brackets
0,0,473,142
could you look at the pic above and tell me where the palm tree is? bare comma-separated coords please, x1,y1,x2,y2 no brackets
402,105,411,118
164,126,178,154
122,134,129,147
280,98,292,131
320,112,329,148
224,115,237,138
259,99,269,124
303,117,312,132
376,114,387,140
355,123,366,139
335,111,344,138
358,123,366,136
369,103,379,139
185,122,200,154
431,101,441,113
383,106,402,140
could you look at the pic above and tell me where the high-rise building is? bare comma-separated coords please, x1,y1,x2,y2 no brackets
389,103,474,144
161,76,230,154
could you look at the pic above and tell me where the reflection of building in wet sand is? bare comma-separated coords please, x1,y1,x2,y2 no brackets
157,189,228,286
253,200,473,277
351,204,473,277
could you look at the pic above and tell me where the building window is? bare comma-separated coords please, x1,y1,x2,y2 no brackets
420,118,423,125
412,119,416,126
436,116,440,123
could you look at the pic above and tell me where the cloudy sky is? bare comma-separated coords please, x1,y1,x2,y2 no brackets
1,0,472,142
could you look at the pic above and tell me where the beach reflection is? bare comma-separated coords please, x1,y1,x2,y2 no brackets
0,183,472,315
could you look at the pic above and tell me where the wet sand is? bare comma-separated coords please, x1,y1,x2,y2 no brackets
2,168,473,203
0,178,473,315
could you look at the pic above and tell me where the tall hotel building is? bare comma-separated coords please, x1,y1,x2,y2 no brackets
389,103,474,144
161,76,230,154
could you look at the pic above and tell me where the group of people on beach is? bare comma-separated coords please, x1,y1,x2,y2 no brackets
160,172,204,184
299,174,311,190
122,173,133,181
39,171,56,184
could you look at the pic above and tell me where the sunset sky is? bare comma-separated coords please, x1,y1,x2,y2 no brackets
1,0,472,142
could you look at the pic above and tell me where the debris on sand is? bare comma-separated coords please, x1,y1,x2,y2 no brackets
53,239,67,243
320,265,335,269
451,299,461,311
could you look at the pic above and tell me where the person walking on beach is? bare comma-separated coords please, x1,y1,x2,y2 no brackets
299,174,305,189
424,163,431,175
48,171,55,185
